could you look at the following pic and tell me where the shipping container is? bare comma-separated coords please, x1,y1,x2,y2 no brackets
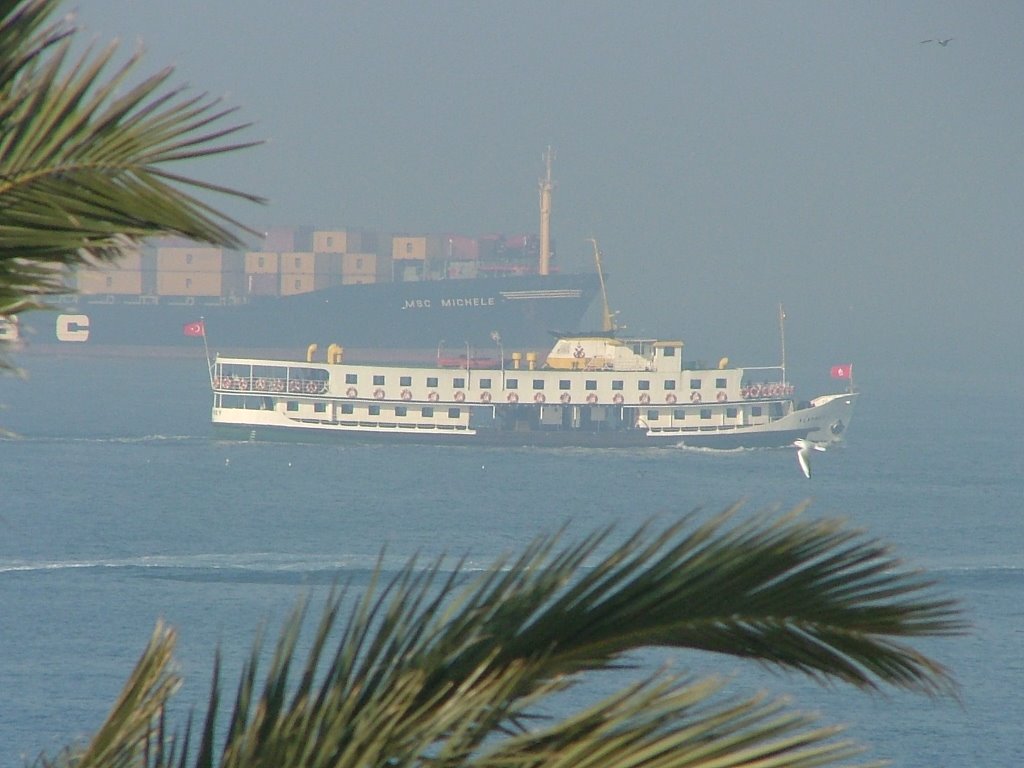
157,246,225,272
392,235,443,262
281,251,316,275
446,260,479,279
342,252,376,276
246,272,279,297
279,272,339,296
443,234,480,261
156,271,222,297
342,273,376,285
77,268,144,295
245,251,280,274
313,229,355,253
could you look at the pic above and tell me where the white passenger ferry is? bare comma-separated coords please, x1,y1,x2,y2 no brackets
208,333,857,448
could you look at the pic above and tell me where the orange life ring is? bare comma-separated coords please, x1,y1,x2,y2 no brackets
690,391,701,403
639,393,651,405
481,391,492,403
428,391,440,402
665,392,677,404
454,391,466,403
560,392,571,404
346,386,358,398
586,392,598,404
507,392,519,403
613,393,624,405
716,391,727,402
534,392,546,404
401,389,412,401
372,388,385,399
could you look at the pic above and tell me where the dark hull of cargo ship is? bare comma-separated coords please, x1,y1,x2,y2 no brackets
14,272,599,357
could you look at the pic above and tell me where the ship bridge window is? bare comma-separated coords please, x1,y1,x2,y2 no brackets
454,377,466,389
638,380,650,390
663,346,676,357
345,373,357,384
400,375,412,387
689,378,702,390
585,380,597,391
612,380,624,391
716,377,727,389
533,379,544,390
663,380,676,390
427,376,438,388
559,379,570,390
373,375,385,386
507,378,518,389
479,378,492,389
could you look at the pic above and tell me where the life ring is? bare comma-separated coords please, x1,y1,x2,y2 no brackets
373,388,385,399
613,393,624,405
481,391,492,403
454,391,466,403
560,392,571,404
534,392,546,404
254,378,267,391
665,393,677,404
586,392,598,404
401,389,412,401
639,393,651,405
507,392,519,403
346,386,358,398
741,386,750,399
428,391,440,402
716,391,727,402
690,391,701,403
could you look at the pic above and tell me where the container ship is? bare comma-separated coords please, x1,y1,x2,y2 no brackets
2,150,599,359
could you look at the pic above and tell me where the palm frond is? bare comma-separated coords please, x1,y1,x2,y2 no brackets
0,0,263,319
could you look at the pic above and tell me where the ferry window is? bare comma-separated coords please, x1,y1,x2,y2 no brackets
507,378,518,389
258,255,265,268
186,253,193,264
751,406,762,417
341,404,353,414
356,257,364,270
673,409,685,419
326,236,333,248
585,380,597,390
395,406,407,416
422,406,434,417
700,408,712,419
294,256,302,269
559,380,570,390
293,279,300,290
105,276,113,288
533,379,544,390
664,380,676,390
638,380,650,390
369,405,380,416
427,377,438,387
287,401,298,412
663,346,676,357
726,407,738,418
647,410,659,421
406,242,413,254
689,379,702,390
400,375,412,386
448,407,460,418
612,380,624,391
373,375,385,386
479,378,492,389
345,373,357,384
454,377,466,389
716,377,727,389
186,277,193,289
314,402,326,413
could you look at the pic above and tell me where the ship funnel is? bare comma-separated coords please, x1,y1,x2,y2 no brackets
327,343,343,364
307,343,318,363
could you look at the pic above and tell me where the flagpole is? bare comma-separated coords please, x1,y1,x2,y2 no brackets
200,316,213,386
778,303,786,386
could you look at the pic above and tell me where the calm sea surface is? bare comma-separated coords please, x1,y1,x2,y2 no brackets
1,354,1021,767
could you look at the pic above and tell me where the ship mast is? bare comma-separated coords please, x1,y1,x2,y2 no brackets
538,147,554,276
588,238,616,333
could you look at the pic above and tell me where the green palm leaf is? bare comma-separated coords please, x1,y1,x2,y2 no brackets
0,0,262,321
47,505,962,768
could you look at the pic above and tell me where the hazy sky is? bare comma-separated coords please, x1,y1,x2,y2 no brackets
73,1,1023,384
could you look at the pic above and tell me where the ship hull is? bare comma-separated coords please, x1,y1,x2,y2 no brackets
11,272,599,356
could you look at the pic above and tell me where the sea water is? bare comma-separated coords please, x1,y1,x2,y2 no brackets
1,355,1021,767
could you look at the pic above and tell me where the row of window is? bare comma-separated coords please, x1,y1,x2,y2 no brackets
290,401,764,421
341,373,731,391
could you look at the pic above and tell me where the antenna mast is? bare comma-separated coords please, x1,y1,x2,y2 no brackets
588,238,616,332
779,303,787,385
538,147,554,276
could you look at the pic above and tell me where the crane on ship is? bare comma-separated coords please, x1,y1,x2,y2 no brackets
587,238,619,334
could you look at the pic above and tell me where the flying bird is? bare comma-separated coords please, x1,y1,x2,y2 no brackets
920,39,933,43
793,438,826,479
938,38,953,46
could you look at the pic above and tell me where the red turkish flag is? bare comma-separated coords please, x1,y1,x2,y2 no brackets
183,320,205,337
830,364,853,379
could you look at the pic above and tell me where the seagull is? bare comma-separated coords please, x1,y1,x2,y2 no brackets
793,438,827,479
919,39,933,44
938,38,953,46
